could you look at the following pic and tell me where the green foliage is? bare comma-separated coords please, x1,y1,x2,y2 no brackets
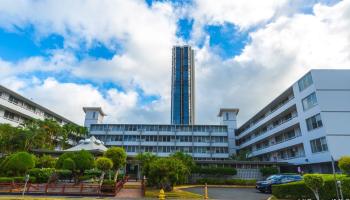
136,152,157,178
260,167,279,177
339,156,350,176
95,157,113,172
195,178,256,185
84,169,102,177
56,169,72,180
230,149,251,161
0,120,87,154
104,147,127,170
272,174,350,200
36,155,56,168
56,152,75,169
13,176,36,183
170,152,196,172
74,150,95,172
56,150,94,173
193,167,237,175
28,168,55,183
0,177,14,183
148,157,190,190
62,158,76,171
4,152,36,176
304,174,324,200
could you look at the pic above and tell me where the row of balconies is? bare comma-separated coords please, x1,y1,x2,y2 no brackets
91,130,228,137
105,141,229,147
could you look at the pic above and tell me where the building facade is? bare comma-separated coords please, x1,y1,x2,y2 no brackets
0,85,75,126
171,45,195,125
236,70,350,173
86,107,238,160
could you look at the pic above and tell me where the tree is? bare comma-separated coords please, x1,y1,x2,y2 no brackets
148,157,189,191
0,124,26,154
338,156,350,176
56,152,76,169
170,152,196,172
95,157,113,183
136,152,158,178
36,155,57,168
74,150,95,174
104,147,127,181
304,174,324,200
4,152,36,176
62,158,76,171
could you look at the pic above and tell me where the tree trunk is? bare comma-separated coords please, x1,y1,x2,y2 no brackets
113,170,119,182
99,171,105,187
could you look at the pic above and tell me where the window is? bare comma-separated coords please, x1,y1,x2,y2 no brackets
92,112,96,119
298,72,313,91
310,137,328,153
306,114,323,131
302,92,318,110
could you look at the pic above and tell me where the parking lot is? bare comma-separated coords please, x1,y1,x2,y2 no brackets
183,186,271,200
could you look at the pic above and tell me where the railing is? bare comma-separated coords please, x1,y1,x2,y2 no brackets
0,177,129,197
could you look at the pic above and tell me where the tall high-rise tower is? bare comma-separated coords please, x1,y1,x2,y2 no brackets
171,45,195,125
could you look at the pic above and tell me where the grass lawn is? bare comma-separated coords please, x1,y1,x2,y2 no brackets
145,187,203,199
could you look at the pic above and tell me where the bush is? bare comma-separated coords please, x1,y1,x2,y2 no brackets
195,178,256,185
0,177,14,183
13,176,36,183
193,167,237,175
56,152,75,169
62,158,76,171
36,155,56,168
272,174,350,200
85,169,102,177
74,150,95,173
28,168,55,183
339,156,350,176
3,152,36,176
56,169,72,180
304,174,324,200
260,167,279,177
95,157,113,172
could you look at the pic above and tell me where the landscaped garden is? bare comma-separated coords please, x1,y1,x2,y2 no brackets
272,156,350,200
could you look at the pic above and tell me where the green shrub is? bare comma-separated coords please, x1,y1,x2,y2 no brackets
195,178,256,185
3,152,36,176
56,169,72,180
28,168,55,183
95,157,113,172
193,167,237,175
260,167,279,177
36,155,56,168
339,156,350,176
13,176,36,183
272,174,350,200
84,169,102,177
0,177,14,183
304,174,324,200
56,152,75,169
62,158,76,171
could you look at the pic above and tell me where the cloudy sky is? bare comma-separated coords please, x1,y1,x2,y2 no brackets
0,0,349,126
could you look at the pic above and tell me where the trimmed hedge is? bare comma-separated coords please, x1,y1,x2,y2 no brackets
28,168,55,183
195,178,256,185
0,177,14,183
272,174,350,200
193,167,237,175
0,177,36,183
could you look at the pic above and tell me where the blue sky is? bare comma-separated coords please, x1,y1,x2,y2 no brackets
0,0,348,124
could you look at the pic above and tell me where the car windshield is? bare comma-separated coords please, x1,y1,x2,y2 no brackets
266,175,282,181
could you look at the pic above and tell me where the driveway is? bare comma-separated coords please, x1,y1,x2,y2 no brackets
182,187,271,200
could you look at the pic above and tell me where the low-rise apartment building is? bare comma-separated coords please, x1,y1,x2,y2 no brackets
236,69,350,173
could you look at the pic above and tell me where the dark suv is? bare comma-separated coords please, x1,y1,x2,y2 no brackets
256,174,302,193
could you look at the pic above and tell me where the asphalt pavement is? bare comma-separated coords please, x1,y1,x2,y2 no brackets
183,186,271,200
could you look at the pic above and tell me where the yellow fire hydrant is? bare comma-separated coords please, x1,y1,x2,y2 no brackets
159,188,166,200
204,183,208,200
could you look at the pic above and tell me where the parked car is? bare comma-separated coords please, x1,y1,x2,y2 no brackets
256,174,302,193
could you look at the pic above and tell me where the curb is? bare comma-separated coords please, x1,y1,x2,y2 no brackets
176,185,255,189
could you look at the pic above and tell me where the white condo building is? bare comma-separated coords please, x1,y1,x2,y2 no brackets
86,107,239,160
0,85,75,126
236,69,350,173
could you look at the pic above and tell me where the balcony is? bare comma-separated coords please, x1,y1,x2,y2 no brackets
238,97,295,138
239,116,299,148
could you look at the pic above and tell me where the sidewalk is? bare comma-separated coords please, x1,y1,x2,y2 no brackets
114,181,143,199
